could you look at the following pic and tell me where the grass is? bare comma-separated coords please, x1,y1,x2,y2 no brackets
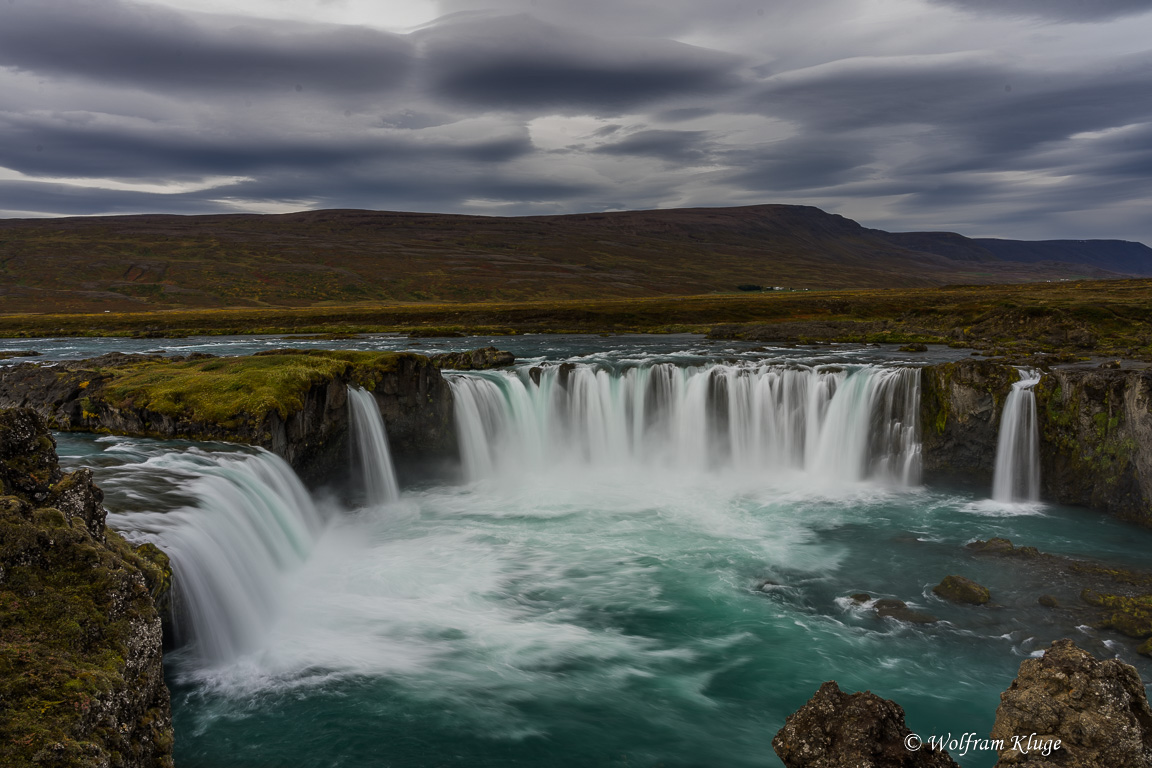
2,278,1150,359
101,351,406,427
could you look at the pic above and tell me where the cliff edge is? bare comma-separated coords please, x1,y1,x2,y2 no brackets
0,407,173,767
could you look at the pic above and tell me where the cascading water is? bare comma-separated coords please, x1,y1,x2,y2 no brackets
992,368,1042,503
112,448,324,663
448,363,921,486
347,386,400,506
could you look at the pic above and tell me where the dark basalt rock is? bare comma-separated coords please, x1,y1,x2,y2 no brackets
991,639,1152,767
773,681,959,767
428,346,515,371
932,575,991,605
0,407,173,767
0,407,62,502
922,360,1152,526
874,598,938,625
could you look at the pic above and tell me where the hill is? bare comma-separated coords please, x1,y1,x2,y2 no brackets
0,205,1148,312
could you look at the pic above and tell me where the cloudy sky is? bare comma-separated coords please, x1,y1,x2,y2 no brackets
2,0,1151,241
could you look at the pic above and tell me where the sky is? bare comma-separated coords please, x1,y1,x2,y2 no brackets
1,0,1151,242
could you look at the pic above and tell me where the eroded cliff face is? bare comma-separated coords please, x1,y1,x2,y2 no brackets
0,407,173,768
921,359,1152,525
1034,367,1152,526
0,350,459,486
919,359,1017,485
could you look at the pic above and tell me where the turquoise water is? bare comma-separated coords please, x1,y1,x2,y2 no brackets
48,337,1152,768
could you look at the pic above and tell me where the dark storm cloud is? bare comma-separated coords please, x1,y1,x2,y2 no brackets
929,0,1152,22
592,130,714,162
724,138,876,191
419,14,744,112
0,113,532,180
0,0,412,94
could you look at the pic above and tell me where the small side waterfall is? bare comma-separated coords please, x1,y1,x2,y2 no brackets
348,386,400,506
448,363,921,485
125,450,324,663
992,369,1042,503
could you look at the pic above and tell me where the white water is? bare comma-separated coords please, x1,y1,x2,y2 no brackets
112,449,324,664
449,363,921,487
348,386,400,506
992,368,1042,503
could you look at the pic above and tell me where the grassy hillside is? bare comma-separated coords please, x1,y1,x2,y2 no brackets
0,205,1138,312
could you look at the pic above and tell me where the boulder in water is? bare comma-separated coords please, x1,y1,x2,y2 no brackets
773,680,959,767
874,598,938,624
991,638,1152,766
933,575,991,605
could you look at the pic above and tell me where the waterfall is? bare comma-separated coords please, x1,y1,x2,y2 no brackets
348,386,400,506
123,450,324,663
448,363,921,485
992,369,1042,503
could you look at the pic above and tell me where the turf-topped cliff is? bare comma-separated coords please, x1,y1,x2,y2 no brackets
0,350,462,484
0,407,173,767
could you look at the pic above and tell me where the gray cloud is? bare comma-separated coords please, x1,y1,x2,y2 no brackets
929,0,1152,22
0,0,1149,243
419,14,744,112
0,0,412,95
592,130,714,163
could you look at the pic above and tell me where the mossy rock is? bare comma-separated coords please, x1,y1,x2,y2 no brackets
933,575,991,605
1081,589,1152,638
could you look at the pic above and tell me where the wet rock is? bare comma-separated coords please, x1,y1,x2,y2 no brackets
1080,589,1152,639
557,362,577,389
1100,359,1122,370
874,598,938,625
899,343,928,353
851,593,872,603
1038,595,1060,608
932,575,991,605
428,346,515,370
0,349,41,360
968,538,1041,558
529,366,543,386
991,638,1152,767
968,537,1016,554
773,680,959,767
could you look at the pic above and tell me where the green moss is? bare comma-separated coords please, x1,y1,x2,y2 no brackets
1081,589,1152,638
0,501,169,766
101,350,408,427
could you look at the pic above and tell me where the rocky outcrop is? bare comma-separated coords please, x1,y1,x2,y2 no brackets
776,641,1152,768
933,575,991,605
991,639,1152,767
1034,366,1152,526
0,407,173,767
0,349,463,486
773,681,958,767
921,359,1152,525
919,359,1017,484
428,346,515,370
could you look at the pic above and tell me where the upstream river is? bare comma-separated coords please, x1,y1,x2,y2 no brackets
18,333,1149,768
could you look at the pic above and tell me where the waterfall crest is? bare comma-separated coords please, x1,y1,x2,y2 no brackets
449,363,921,485
348,386,400,506
992,369,1042,503
127,450,324,663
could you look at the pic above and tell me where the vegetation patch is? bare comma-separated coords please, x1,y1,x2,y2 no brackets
101,350,406,427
